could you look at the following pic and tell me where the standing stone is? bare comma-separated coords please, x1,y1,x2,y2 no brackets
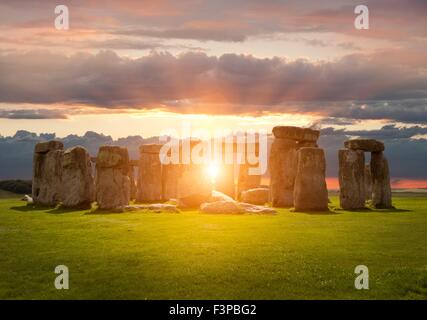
177,140,212,207
178,163,212,207
237,163,261,199
370,152,393,209
162,163,180,201
137,144,163,202
216,164,235,198
215,142,236,198
62,146,94,209
338,149,365,209
129,164,137,201
95,146,130,210
297,141,318,148
294,147,329,212
32,141,64,206
237,142,261,198
365,164,372,201
269,138,298,207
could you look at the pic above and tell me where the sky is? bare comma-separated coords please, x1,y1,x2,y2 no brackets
0,0,426,184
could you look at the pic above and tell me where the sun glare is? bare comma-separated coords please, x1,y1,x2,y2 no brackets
207,164,219,182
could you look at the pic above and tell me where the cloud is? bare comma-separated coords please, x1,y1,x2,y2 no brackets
318,125,427,179
0,50,426,123
115,26,248,42
321,125,427,140
1,0,426,45
0,108,68,119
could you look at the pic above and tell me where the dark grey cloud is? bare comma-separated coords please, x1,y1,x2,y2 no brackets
0,50,426,123
318,125,427,179
321,125,427,140
0,109,68,119
343,125,427,140
327,100,427,123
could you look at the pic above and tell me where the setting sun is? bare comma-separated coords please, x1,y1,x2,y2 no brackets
207,164,219,183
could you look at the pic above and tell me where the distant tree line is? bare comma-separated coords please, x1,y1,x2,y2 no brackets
0,180,32,194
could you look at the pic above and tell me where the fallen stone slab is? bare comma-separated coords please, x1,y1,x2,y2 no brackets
200,200,277,215
210,190,235,202
178,192,212,208
238,202,277,214
344,139,385,152
124,203,179,213
200,200,244,214
240,187,269,205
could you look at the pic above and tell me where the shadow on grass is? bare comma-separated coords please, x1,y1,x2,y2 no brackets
10,203,93,214
84,208,125,215
372,208,412,213
10,203,52,212
334,207,412,213
291,209,342,215
47,206,91,214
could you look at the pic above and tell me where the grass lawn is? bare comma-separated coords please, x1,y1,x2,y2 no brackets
0,194,426,300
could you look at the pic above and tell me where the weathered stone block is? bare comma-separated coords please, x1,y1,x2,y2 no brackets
338,149,365,209
241,187,269,205
96,146,129,168
294,147,329,212
137,144,163,202
62,146,94,209
344,139,385,152
162,163,181,201
370,152,393,209
32,141,64,206
272,126,319,142
177,163,212,207
269,138,298,207
34,140,63,154
95,146,130,210
365,164,372,201
237,163,261,198
177,141,212,207
215,164,235,199
139,144,163,154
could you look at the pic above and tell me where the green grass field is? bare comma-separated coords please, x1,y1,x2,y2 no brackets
0,194,426,300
